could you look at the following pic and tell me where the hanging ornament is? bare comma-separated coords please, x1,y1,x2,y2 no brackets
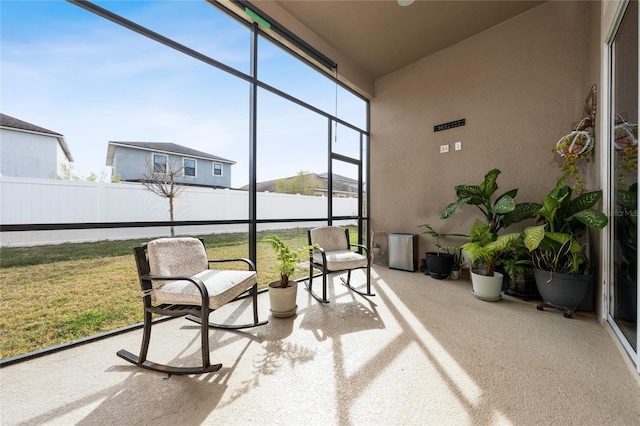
555,118,594,157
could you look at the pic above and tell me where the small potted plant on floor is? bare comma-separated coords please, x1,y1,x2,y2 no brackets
262,235,316,318
497,245,537,298
450,248,464,280
462,220,521,301
418,224,465,280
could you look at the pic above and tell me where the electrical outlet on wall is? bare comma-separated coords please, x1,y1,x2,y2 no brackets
440,144,449,153
454,141,462,151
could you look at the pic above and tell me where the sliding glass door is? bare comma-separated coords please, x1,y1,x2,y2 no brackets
608,0,638,370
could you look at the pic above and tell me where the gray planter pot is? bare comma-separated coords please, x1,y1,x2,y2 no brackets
533,268,592,317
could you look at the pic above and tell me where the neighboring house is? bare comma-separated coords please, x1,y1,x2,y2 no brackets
0,113,74,179
244,172,359,198
106,141,235,188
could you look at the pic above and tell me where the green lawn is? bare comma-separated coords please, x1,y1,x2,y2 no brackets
0,228,331,359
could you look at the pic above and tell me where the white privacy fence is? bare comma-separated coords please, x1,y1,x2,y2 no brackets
1,177,359,247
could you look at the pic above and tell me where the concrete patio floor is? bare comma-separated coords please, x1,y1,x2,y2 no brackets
1,266,639,425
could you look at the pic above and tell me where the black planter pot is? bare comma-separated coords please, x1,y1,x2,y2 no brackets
425,252,454,280
533,268,592,318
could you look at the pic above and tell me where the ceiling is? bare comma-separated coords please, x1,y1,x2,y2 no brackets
274,0,546,79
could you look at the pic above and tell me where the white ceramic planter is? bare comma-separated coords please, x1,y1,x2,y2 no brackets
268,280,298,318
471,270,503,301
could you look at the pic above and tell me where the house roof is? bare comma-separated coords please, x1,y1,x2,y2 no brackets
0,113,73,161
0,114,62,136
106,141,235,166
242,172,358,194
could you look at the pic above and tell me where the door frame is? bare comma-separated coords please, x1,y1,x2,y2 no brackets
601,0,640,374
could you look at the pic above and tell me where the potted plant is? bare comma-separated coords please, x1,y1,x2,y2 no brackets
450,248,464,280
523,171,608,317
438,168,538,287
462,220,521,301
373,243,382,255
496,245,538,298
261,234,316,318
418,224,465,279
440,168,540,234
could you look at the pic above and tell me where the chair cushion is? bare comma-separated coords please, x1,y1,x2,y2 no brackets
147,237,257,308
152,269,257,308
310,227,348,252
148,237,208,278
314,250,368,271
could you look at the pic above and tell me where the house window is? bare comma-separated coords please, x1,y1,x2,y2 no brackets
153,154,167,173
213,162,223,176
183,158,196,177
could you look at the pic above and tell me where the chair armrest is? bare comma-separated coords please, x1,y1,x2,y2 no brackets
208,258,256,271
143,274,209,303
311,247,327,263
350,243,369,255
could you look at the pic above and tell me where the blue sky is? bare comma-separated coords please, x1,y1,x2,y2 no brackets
1,0,366,187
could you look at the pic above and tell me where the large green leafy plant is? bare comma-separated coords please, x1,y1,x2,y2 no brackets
440,169,540,234
523,172,608,274
461,220,522,276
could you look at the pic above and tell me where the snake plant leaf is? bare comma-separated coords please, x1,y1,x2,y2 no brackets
545,232,581,253
492,194,516,214
568,190,603,216
570,209,608,230
479,169,500,199
524,225,546,251
502,202,542,227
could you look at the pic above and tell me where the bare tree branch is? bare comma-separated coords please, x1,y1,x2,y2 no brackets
140,158,186,236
